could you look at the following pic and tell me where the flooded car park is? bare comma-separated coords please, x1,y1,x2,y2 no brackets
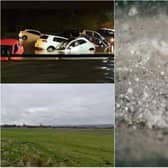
1,32,114,83
1,1,114,83
1,34,114,83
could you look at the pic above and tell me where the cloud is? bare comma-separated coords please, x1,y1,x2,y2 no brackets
26,107,48,113
1,84,114,126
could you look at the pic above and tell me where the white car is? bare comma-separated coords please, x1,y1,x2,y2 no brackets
35,34,68,52
63,37,95,54
18,29,41,44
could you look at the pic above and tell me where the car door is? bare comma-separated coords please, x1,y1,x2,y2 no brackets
53,37,60,48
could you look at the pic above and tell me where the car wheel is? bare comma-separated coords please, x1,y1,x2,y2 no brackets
47,46,55,52
22,35,28,40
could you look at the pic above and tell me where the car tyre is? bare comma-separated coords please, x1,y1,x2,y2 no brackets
47,46,55,52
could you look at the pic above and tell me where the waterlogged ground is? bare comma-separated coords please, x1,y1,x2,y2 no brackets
1,128,114,167
115,1,168,166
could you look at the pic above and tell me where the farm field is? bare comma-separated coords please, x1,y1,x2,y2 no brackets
1,127,114,167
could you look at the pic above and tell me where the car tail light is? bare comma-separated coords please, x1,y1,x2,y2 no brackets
0,57,9,61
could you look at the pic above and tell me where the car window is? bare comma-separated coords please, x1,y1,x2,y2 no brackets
94,32,102,39
27,30,41,35
78,39,87,45
68,41,76,48
68,39,86,48
53,37,66,43
86,31,93,37
107,31,114,36
99,30,114,36
1,46,12,56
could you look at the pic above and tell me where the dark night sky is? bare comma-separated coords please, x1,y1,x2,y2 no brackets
2,1,114,10
1,1,114,36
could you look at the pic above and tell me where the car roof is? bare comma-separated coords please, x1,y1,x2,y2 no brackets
85,29,96,33
50,35,68,40
24,29,41,33
0,39,19,46
85,30,103,36
74,37,90,42
41,34,68,40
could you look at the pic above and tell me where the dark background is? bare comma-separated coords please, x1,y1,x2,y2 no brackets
1,1,114,37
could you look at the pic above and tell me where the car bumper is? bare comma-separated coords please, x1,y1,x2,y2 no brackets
35,42,48,50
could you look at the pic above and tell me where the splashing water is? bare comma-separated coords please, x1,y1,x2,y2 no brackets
115,2,168,128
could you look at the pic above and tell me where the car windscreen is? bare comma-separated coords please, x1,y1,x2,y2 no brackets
1,45,12,56
98,30,114,37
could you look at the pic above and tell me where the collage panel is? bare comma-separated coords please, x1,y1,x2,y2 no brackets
1,0,114,83
1,1,115,167
1,84,115,167
115,0,168,167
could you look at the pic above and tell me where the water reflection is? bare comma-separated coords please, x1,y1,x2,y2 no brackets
34,49,95,55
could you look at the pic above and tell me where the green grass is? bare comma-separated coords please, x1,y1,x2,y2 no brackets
1,128,114,167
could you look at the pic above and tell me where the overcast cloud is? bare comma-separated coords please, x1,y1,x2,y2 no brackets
1,84,114,126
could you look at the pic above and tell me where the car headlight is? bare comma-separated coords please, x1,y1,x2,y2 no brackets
110,37,114,43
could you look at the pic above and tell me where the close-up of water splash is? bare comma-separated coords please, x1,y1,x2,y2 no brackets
115,1,168,129
115,1,168,166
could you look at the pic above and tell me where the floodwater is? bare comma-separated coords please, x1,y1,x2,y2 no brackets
1,58,113,83
1,43,114,83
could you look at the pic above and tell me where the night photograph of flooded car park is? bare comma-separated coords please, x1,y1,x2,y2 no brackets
1,1,114,83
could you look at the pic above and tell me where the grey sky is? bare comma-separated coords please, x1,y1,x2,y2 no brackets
1,84,115,126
